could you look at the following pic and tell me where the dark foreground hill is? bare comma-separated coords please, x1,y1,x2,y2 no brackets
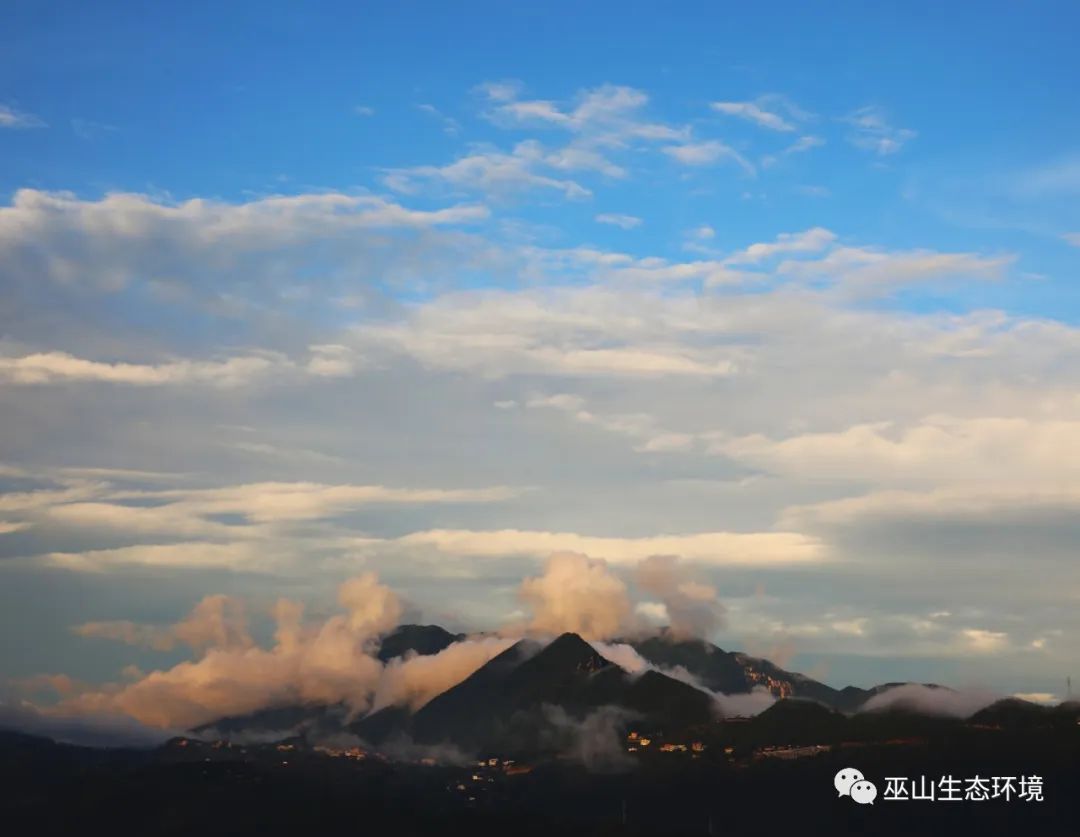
3,722,1079,837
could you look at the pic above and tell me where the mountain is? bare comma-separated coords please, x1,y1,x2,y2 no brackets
748,697,848,744
628,635,849,709
627,635,943,713
403,632,715,751
969,698,1061,729
194,625,968,747
193,703,347,738
376,624,464,663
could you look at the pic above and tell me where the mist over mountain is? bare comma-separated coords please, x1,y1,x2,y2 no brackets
180,622,987,753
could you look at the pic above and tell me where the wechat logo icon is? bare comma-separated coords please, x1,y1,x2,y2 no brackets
835,768,878,805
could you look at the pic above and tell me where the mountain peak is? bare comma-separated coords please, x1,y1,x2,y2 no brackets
537,633,613,674
377,624,463,663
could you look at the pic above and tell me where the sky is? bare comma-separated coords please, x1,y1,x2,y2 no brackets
2,1,1080,718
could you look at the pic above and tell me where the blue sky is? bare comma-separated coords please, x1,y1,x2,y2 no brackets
2,2,1080,731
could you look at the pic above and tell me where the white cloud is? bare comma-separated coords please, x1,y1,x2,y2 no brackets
786,135,824,154
385,142,591,200
721,415,1080,487
0,103,45,129
486,84,683,143
74,594,252,652
1062,232,1080,247
844,105,916,155
595,213,643,229
776,245,1010,291
475,80,523,102
416,103,461,136
727,227,836,264
663,140,756,175
0,344,368,387
861,684,1000,717
354,105,375,117
0,189,489,292
112,481,520,523
0,351,281,387
762,135,825,168
44,542,269,573
391,528,825,566
50,574,401,727
711,100,795,132
517,551,633,639
71,119,117,140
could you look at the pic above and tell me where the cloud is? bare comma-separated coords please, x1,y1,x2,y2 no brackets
385,143,591,200
1,99,1074,699
71,119,117,140
49,573,401,728
634,555,725,639
590,641,775,716
370,637,516,712
860,683,1000,718
2,476,524,573
74,594,253,652
485,83,684,144
0,345,370,388
785,135,825,154
1062,232,1080,247
775,245,1010,291
595,213,643,229
0,351,284,387
726,227,836,264
354,105,375,117
105,481,520,523
723,416,1080,488
517,551,633,639
416,103,461,136
475,80,522,103
844,106,916,155
393,529,824,566
663,141,756,175
354,284,751,377
960,628,1009,654
43,542,271,573
0,189,488,293
0,103,45,129
539,704,637,771
761,135,825,168
1010,157,1080,198
525,390,696,452
711,100,795,132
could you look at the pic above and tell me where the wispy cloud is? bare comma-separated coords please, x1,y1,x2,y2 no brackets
385,142,592,200
416,103,461,135
595,213,642,229
662,140,756,175
71,118,117,140
0,103,45,129
711,100,795,132
474,79,522,103
844,105,916,155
